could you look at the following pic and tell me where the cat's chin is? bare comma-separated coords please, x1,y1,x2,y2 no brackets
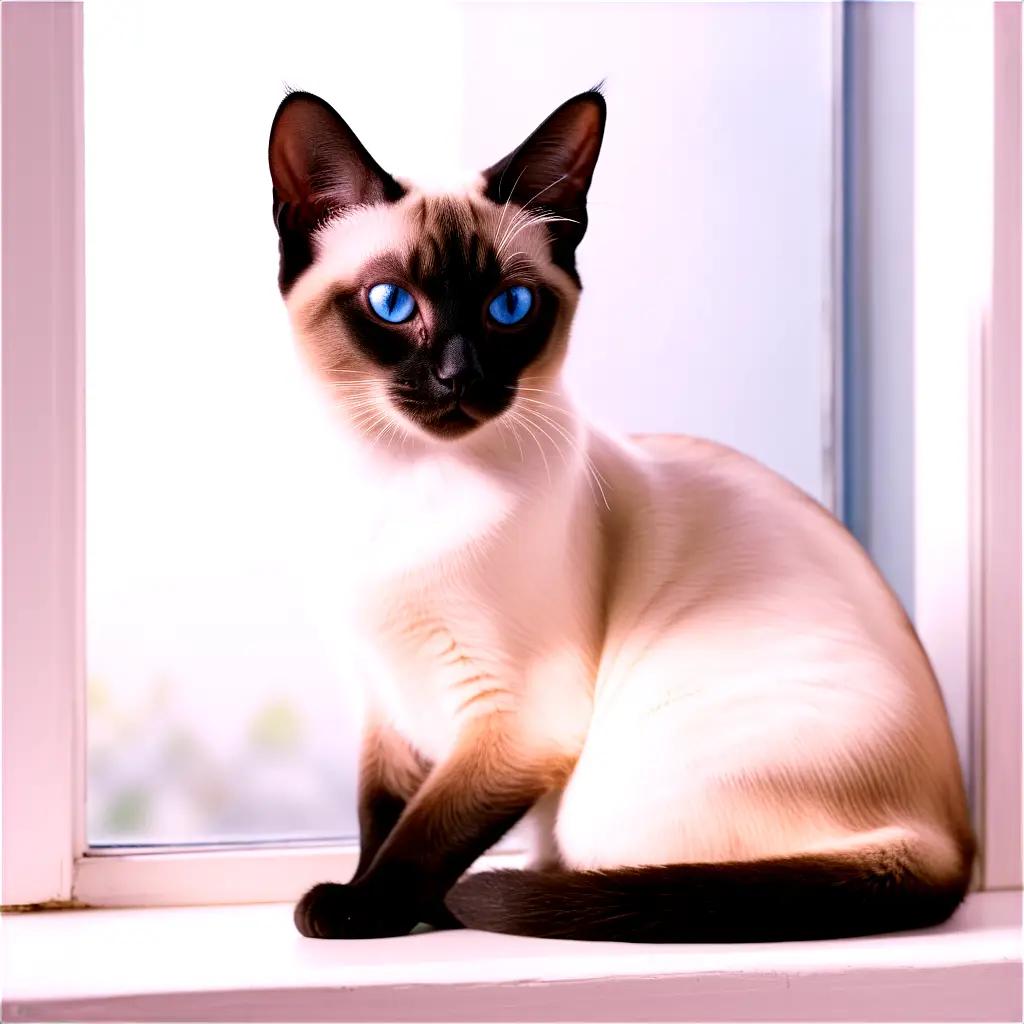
414,406,484,440
392,401,495,442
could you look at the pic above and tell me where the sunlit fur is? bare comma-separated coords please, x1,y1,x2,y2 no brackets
284,174,972,900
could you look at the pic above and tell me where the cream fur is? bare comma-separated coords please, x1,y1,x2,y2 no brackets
285,186,971,889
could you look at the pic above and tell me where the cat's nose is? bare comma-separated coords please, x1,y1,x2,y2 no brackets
434,335,482,400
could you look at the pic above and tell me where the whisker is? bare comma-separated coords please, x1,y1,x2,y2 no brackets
494,164,529,251
337,398,384,415
368,416,393,448
515,400,576,443
514,395,573,418
382,419,402,452
495,173,569,254
497,211,579,259
355,410,390,443
498,411,525,463
513,385,560,396
514,400,611,510
506,410,550,485
515,407,572,471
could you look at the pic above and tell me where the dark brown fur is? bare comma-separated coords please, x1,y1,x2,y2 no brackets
351,723,431,879
445,842,974,942
293,717,574,939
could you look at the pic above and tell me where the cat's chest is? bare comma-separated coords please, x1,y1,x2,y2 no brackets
359,585,516,757
357,571,595,762
336,455,515,581
320,452,598,759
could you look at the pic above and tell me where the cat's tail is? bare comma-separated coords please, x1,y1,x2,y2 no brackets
445,840,973,942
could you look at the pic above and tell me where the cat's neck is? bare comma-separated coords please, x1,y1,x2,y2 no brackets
327,380,597,576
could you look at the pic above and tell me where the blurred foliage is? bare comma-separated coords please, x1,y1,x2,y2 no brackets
104,784,151,833
87,671,356,844
248,699,304,754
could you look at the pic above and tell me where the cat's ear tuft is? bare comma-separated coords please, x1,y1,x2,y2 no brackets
482,89,607,278
268,91,405,292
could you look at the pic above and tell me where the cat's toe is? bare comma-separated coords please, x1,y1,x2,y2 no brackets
294,880,419,939
294,882,350,938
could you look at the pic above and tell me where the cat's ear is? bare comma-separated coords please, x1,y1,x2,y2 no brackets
268,91,405,292
482,88,606,279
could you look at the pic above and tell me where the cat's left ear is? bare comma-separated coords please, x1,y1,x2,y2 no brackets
482,88,606,280
268,91,405,293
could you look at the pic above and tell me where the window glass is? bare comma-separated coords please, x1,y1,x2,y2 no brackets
86,0,837,844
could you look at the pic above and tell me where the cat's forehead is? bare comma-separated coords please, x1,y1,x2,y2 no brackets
289,185,556,312
404,195,494,283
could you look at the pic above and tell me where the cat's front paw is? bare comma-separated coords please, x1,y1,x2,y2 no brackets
294,882,348,938
293,881,415,939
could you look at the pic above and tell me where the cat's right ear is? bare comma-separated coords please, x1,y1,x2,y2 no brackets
268,91,405,293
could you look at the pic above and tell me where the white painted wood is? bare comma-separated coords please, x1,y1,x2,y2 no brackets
2,892,1020,1023
73,844,523,908
1,0,85,907
73,845,360,909
983,1,1023,891
912,1,994,842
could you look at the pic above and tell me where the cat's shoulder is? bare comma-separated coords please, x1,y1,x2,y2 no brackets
621,431,830,520
626,432,784,486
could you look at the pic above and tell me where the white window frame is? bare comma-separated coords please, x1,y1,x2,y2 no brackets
2,1,1019,911
912,0,1022,892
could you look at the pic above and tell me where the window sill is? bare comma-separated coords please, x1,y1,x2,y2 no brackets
2,891,1020,1022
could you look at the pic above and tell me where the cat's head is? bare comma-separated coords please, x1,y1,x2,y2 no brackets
268,89,605,443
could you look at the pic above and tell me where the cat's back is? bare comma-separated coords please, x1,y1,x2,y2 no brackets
627,430,827,521
612,430,887,598
591,428,932,689
601,430,851,567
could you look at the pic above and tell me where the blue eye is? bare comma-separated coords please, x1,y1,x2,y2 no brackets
488,285,533,326
368,283,416,324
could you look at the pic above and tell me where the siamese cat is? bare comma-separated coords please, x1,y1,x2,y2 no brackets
268,88,973,941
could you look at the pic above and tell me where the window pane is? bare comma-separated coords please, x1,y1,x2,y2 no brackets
85,0,837,845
